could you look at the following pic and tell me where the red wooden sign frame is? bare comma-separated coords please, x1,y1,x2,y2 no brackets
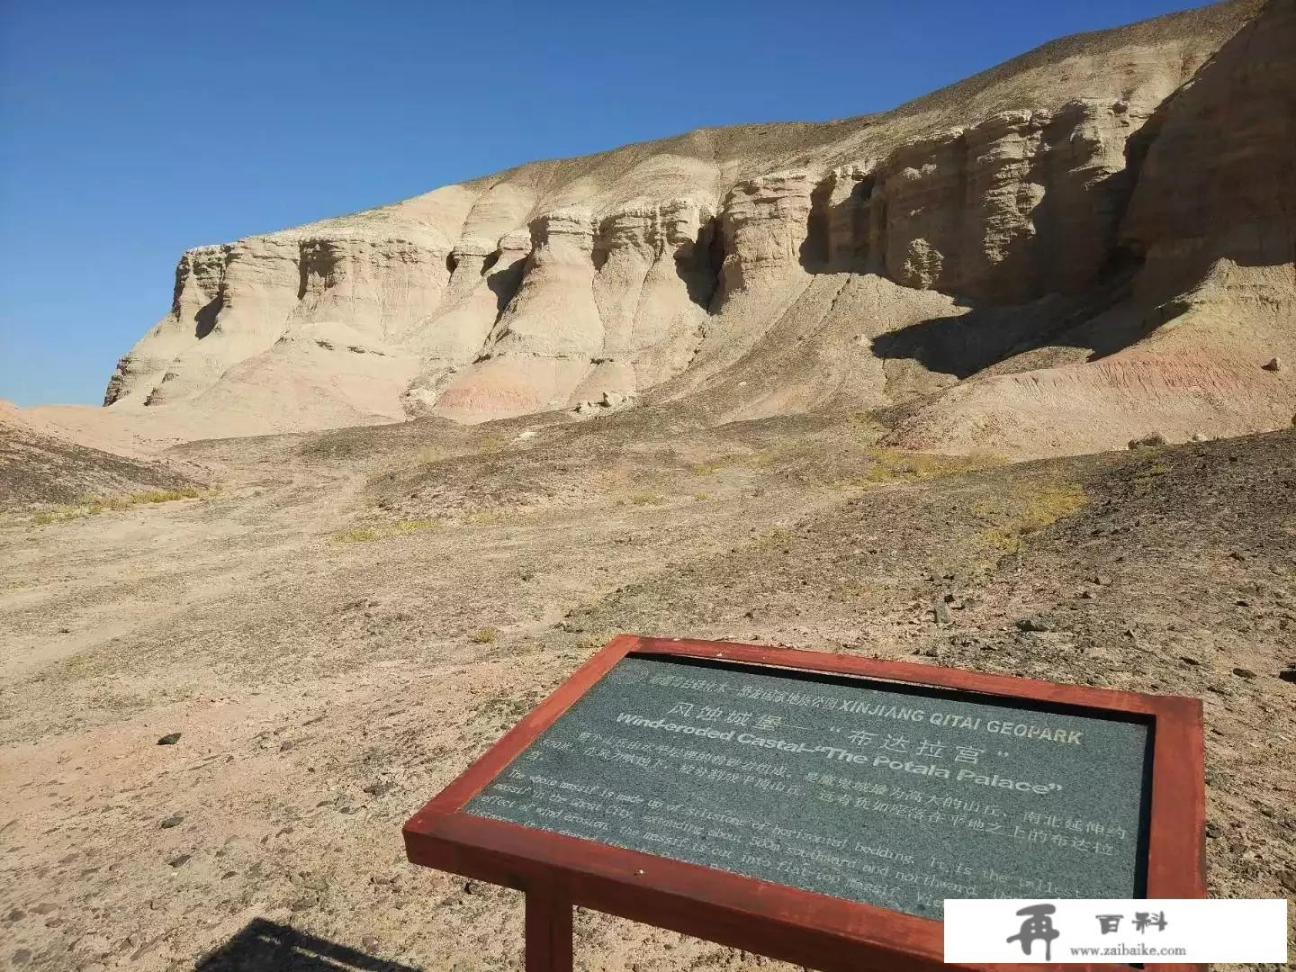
403,635,1206,972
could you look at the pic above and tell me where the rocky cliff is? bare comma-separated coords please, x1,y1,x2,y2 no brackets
102,0,1295,456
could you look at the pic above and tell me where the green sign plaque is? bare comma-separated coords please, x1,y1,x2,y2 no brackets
466,654,1152,919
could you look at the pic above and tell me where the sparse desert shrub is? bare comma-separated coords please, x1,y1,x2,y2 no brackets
470,627,498,644
1128,459,1173,496
1128,433,1167,449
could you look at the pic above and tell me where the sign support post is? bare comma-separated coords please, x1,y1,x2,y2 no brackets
525,890,573,972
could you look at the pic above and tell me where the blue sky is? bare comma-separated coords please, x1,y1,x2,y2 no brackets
0,0,1210,406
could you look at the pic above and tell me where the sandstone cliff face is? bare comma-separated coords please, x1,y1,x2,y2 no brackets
1121,0,1296,301
103,0,1294,456
887,0,1296,457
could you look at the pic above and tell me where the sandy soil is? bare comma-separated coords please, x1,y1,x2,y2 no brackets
1,411,1292,971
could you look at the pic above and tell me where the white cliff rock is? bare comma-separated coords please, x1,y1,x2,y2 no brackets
99,0,1294,458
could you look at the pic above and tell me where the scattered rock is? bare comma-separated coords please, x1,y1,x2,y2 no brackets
1179,656,1202,666
1232,667,1257,679
159,813,184,829
932,600,952,626
1279,665,1296,684
1261,357,1281,372
1015,617,1054,633
463,880,478,895
166,854,190,867
1190,432,1207,442
156,732,181,746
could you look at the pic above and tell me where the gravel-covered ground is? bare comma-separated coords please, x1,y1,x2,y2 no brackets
1,412,1292,971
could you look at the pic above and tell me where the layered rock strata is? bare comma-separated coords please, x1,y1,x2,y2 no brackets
103,0,1293,455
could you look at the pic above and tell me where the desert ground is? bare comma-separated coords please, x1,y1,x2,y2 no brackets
2,408,1293,971
3,0,1294,967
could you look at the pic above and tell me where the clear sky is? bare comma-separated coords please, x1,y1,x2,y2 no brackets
0,0,1212,407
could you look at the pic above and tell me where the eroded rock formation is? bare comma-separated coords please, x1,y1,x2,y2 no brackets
102,0,1295,456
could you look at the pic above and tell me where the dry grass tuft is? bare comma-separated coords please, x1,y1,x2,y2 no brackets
979,482,1089,554
332,518,441,543
34,488,207,525
856,447,995,487
688,455,740,476
626,492,666,506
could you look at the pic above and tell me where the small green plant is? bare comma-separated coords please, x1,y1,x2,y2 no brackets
628,492,665,506
470,627,498,644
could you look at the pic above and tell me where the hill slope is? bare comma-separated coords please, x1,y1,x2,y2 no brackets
80,0,1295,457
